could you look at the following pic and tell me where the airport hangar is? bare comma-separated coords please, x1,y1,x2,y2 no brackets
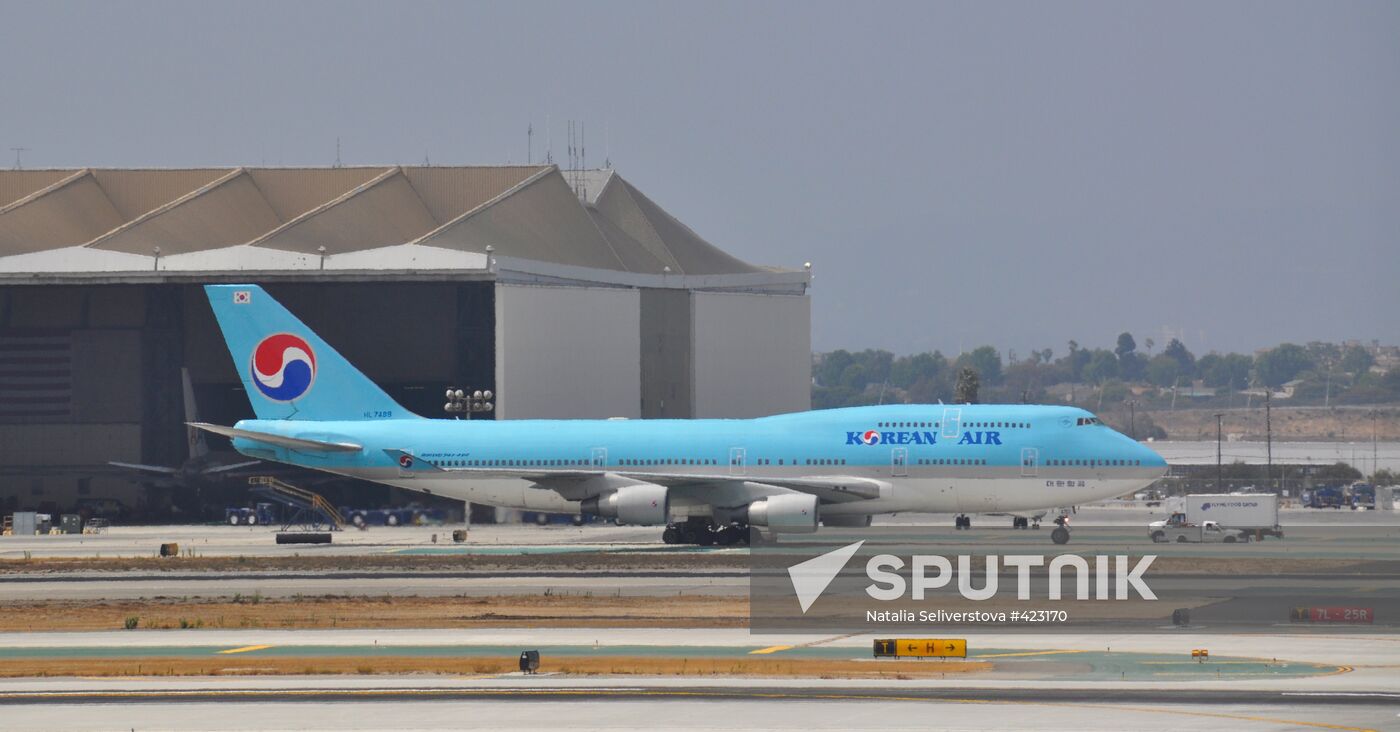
0,165,811,519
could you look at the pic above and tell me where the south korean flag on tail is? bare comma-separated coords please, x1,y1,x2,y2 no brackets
232,290,252,305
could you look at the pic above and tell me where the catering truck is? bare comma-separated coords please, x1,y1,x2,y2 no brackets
1149,494,1281,543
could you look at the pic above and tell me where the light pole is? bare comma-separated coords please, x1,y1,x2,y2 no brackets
1374,410,1380,479
1215,413,1224,493
445,388,494,419
1265,389,1273,493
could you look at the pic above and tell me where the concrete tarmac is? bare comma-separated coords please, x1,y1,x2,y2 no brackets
0,629,1395,730
0,687,1395,731
1,505,1394,560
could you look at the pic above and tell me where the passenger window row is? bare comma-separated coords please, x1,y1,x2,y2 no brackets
433,458,591,468
1047,458,1140,467
877,420,1030,429
916,458,987,466
620,458,718,466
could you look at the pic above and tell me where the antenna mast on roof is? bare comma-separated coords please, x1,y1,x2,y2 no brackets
527,123,533,165
10,147,29,170
545,115,553,165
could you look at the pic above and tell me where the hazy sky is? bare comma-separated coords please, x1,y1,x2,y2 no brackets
2,1,1396,356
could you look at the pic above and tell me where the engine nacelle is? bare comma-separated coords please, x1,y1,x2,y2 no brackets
821,514,873,528
581,484,670,526
746,494,819,534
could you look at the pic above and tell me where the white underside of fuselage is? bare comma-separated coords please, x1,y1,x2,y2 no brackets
334,469,1157,521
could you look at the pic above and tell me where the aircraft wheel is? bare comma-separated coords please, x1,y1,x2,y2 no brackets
695,529,715,547
1176,535,1188,543
247,514,257,526
571,515,585,526
387,514,400,527
662,527,680,545
1223,535,1237,543
229,514,240,526
1051,527,1070,545
1151,531,1165,543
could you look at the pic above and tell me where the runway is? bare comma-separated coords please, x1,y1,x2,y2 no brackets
0,677,1395,731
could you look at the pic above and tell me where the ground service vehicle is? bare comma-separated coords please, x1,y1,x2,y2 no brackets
1150,493,1281,542
1152,519,1234,543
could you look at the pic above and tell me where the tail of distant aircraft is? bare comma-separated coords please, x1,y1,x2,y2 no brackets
204,284,416,421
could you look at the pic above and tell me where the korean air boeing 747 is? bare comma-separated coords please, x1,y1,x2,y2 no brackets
193,285,1168,545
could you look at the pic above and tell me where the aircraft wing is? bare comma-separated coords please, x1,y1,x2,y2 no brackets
626,474,884,504
379,447,889,508
107,461,180,475
188,423,363,453
392,455,886,507
200,460,264,475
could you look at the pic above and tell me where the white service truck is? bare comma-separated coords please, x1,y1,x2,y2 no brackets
1149,493,1281,543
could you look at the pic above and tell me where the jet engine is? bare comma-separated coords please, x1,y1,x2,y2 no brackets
581,484,670,526
745,494,819,533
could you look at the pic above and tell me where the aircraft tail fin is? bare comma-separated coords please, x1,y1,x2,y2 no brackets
203,285,417,422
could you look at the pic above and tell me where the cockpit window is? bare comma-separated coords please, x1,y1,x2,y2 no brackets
1075,417,1103,426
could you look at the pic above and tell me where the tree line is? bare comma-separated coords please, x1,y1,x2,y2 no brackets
813,335,1400,411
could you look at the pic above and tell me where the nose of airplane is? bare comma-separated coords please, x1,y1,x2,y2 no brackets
1107,425,1169,476
1134,439,1169,475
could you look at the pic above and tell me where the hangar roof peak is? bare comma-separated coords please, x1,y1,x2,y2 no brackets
0,165,778,280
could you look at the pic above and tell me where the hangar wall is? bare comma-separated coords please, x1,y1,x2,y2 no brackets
493,284,641,420
691,292,811,418
639,288,692,419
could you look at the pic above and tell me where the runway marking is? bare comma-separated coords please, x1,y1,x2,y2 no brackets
1141,660,1299,665
215,645,271,655
0,688,1379,729
973,649,1089,659
748,645,793,655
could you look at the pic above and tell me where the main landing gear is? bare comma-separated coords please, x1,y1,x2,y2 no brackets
662,517,748,546
1010,516,1041,530
1050,514,1071,545
954,514,972,530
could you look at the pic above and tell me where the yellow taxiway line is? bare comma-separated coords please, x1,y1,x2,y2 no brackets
215,645,272,655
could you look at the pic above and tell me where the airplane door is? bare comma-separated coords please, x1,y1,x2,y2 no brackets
1020,447,1039,477
591,448,607,468
729,447,746,476
941,408,962,440
891,447,908,477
